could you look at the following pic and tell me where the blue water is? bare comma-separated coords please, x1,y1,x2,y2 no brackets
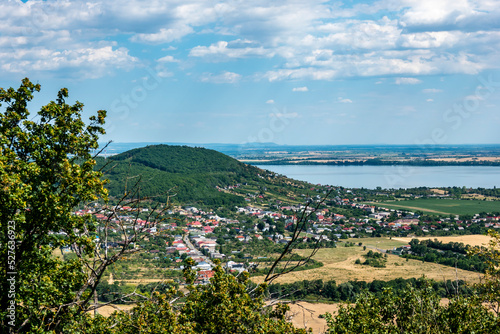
256,165,500,189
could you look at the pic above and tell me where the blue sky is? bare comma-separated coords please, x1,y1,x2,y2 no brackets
2,0,500,145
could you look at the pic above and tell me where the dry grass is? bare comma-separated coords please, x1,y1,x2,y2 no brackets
351,237,407,249
462,194,499,201
93,303,135,317
431,188,447,195
251,238,482,285
287,301,339,334
113,278,171,284
52,248,64,260
287,298,452,334
392,234,492,248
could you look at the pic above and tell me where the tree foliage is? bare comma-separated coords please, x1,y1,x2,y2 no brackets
325,284,499,333
468,229,500,315
0,78,108,332
324,231,500,333
73,260,308,334
96,144,266,206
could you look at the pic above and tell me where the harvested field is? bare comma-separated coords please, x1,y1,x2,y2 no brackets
252,240,482,285
392,234,492,247
287,299,451,334
287,301,339,334
92,303,135,317
113,278,170,284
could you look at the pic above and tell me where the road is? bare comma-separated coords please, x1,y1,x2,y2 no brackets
183,233,215,266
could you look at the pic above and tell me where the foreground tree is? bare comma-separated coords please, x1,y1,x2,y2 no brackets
0,78,166,332
325,283,499,334
0,78,111,331
75,259,308,334
468,229,500,314
325,231,500,334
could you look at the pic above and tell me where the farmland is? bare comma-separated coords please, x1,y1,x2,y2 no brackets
251,238,482,285
392,234,492,247
369,198,500,216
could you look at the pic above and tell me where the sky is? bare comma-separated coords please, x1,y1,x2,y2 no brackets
1,0,500,146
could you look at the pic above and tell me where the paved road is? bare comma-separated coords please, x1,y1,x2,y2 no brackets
183,234,215,266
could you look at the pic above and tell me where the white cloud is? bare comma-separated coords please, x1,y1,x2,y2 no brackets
395,77,422,84
131,25,194,44
398,31,462,49
1,0,500,81
422,88,443,93
397,0,500,32
200,71,241,84
338,97,353,103
292,86,308,92
0,45,137,79
266,99,275,104
157,55,179,63
190,40,273,60
426,98,434,102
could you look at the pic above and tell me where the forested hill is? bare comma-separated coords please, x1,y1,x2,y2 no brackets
95,144,275,206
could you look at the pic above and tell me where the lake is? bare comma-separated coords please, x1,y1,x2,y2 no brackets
255,165,500,189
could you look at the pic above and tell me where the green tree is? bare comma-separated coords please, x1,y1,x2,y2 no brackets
257,221,266,231
0,78,109,332
325,284,498,333
82,260,308,334
469,229,500,314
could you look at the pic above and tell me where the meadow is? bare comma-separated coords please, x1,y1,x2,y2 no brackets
251,237,481,285
392,234,492,247
369,198,500,216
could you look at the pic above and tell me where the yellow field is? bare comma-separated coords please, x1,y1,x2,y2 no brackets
286,297,453,334
392,234,492,247
252,238,482,285
93,303,135,317
287,301,339,334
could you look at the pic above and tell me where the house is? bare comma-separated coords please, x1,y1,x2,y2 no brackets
195,261,212,271
210,252,225,259
226,261,245,273
197,270,214,284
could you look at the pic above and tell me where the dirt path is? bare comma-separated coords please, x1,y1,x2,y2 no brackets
108,273,114,285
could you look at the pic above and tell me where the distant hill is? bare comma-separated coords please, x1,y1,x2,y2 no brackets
95,144,273,206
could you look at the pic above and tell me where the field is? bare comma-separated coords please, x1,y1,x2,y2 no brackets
93,303,135,317
287,301,339,334
287,298,452,334
370,198,500,215
251,237,482,285
392,234,492,247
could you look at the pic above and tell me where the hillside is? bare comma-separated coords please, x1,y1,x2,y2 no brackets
95,144,288,206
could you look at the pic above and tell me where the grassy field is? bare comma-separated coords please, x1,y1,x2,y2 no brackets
369,198,500,215
251,237,482,285
353,237,408,249
393,234,492,247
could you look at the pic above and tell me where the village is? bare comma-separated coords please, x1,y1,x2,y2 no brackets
67,185,500,285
